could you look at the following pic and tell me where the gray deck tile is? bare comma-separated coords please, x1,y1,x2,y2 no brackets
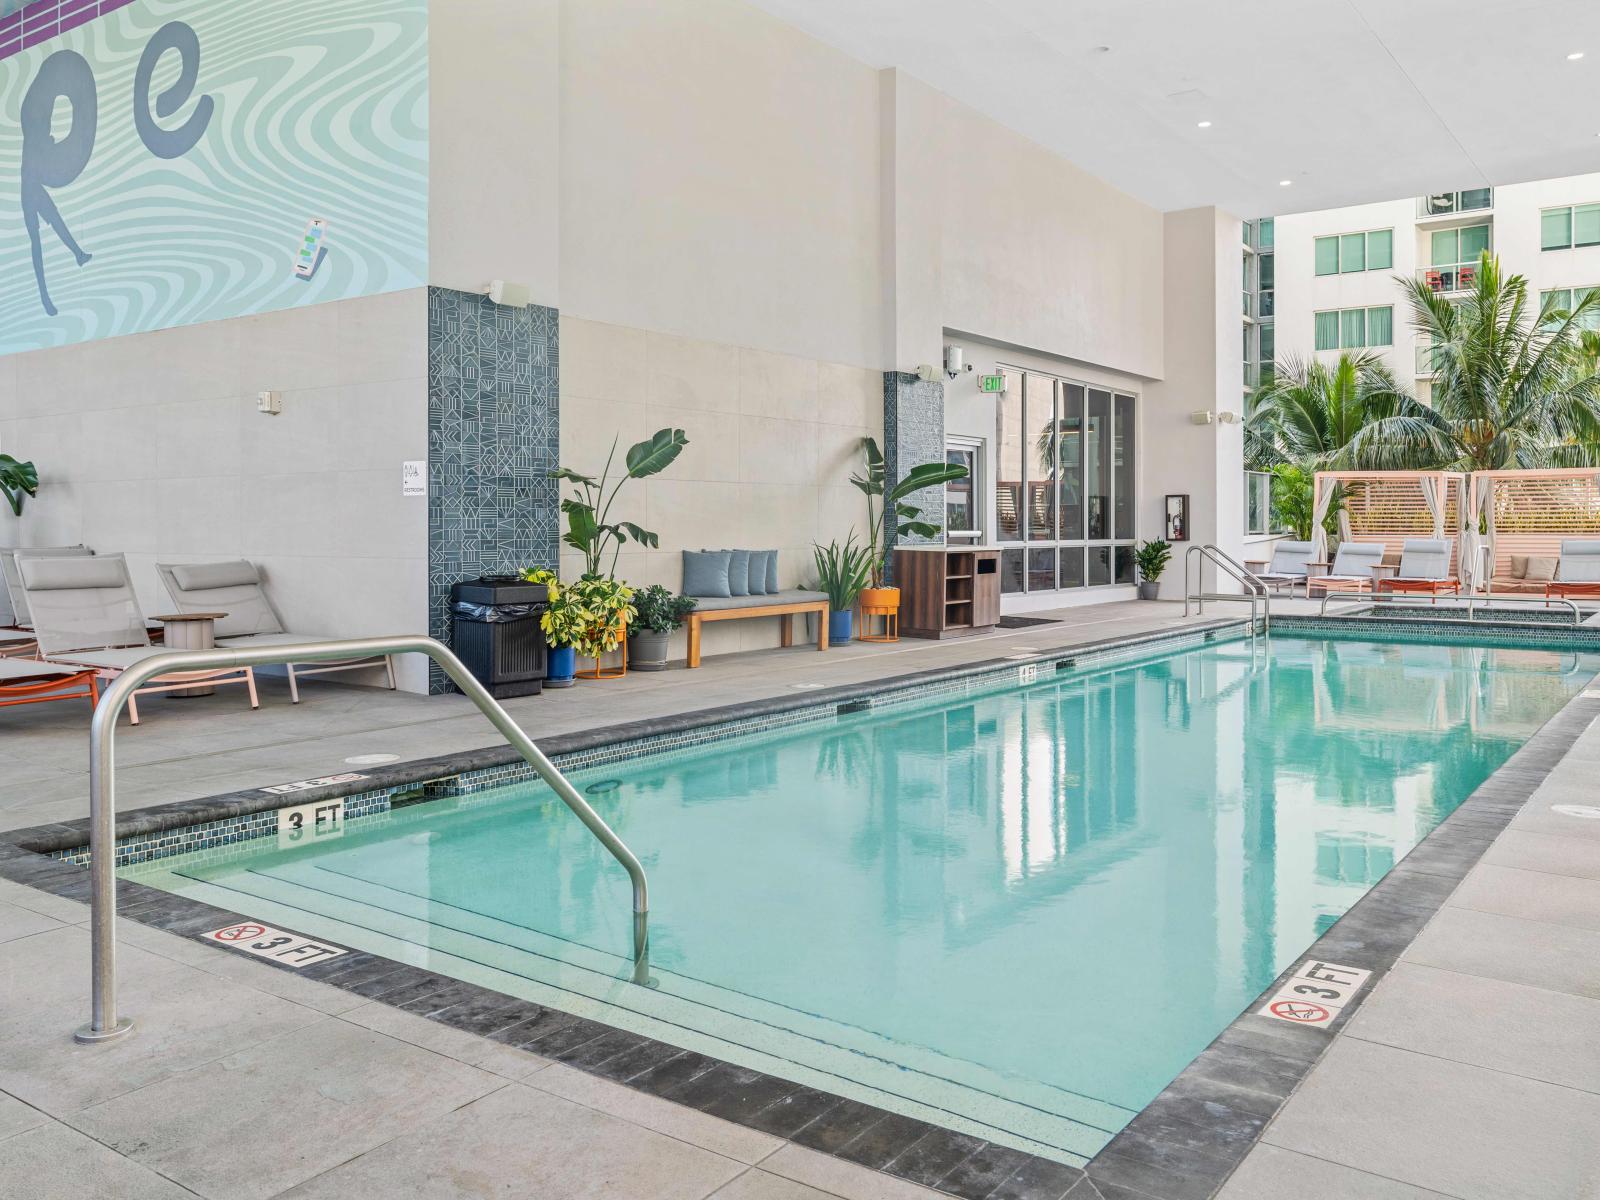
1216,1144,1454,1199
0,899,62,945
274,1081,745,1199
761,1142,949,1200
70,1018,505,1200
1262,1038,1600,1199
1451,862,1600,932
1402,905,1600,1000
1347,960,1600,1095
337,998,553,1079
709,1171,840,1200
0,925,325,1115
529,1061,785,1165
0,1122,197,1200
1484,828,1600,880
0,1090,47,1142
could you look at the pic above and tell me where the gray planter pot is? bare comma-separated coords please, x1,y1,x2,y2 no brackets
1138,581,1162,601
628,628,672,671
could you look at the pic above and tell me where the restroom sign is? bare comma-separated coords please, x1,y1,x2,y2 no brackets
1258,960,1371,1030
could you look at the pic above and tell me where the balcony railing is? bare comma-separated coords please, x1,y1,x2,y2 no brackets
1418,189,1492,218
1419,262,1479,294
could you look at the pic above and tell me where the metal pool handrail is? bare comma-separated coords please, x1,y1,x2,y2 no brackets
74,635,650,1045
1321,589,1585,625
1184,544,1270,627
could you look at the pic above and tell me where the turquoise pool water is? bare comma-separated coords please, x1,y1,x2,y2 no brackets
132,634,1600,1163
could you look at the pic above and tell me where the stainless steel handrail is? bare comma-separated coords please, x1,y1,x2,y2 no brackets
74,635,650,1045
1184,544,1270,627
1330,589,1586,625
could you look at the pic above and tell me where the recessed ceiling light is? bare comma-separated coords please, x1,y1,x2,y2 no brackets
1279,179,1293,187
1569,51,1585,60
1197,120,1213,129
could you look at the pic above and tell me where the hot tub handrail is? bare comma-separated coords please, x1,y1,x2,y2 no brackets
75,634,649,1045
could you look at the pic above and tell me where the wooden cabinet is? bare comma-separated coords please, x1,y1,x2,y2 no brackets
894,547,1001,638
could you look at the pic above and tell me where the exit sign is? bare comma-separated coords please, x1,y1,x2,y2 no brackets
978,373,1005,393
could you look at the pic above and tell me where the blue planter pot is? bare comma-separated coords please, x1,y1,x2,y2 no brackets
828,609,854,645
546,646,577,688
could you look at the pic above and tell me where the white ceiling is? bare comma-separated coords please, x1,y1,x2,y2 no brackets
746,0,1600,216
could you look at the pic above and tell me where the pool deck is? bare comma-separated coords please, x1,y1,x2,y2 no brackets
5,596,1600,1199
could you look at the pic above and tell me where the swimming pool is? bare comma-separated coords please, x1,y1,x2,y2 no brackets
128,632,1600,1164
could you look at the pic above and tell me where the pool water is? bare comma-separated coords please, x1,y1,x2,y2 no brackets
132,634,1600,1163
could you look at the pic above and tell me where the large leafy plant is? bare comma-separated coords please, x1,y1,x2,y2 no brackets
851,437,969,588
0,455,38,518
520,568,636,657
811,535,872,611
552,429,687,578
1133,539,1172,583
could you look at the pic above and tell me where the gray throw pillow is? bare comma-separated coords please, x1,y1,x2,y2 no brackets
766,550,779,593
747,550,773,595
682,550,732,597
726,550,752,597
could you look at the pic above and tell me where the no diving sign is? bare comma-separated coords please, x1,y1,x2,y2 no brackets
1258,960,1371,1030
204,922,348,969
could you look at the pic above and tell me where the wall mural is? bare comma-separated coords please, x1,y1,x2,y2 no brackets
0,0,427,356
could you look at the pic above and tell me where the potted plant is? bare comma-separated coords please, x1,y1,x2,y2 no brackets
0,454,38,517
1134,539,1172,600
812,535,871,644
851,437,969,613
552,428,687,578
521,568,578,687
627,584,696,671
570,575,636,680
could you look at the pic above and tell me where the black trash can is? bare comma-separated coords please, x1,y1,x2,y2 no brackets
450,576,549,698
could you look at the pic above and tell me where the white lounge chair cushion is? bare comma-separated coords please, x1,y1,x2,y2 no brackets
1327,543,1384,574
1266,540,1314,577
1396,538,1451,581
1558,540,1600,583
172,561,261,590
19,556,127,590
0,629,36,646
0,659,88,681
46,647,216,672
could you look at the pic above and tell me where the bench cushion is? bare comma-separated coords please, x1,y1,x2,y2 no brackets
691,590,828,613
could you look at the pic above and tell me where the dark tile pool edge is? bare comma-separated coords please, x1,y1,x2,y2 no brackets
1076,672,1600,1200
5,617,1251,859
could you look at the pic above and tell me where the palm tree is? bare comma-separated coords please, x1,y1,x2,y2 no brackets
1245,350,1426,470
1349,254,1600,470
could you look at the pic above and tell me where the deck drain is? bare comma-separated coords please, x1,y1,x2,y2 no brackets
585,779,623,796
1553,804,1600,820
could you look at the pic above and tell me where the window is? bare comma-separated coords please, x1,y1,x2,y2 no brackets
1259,218,1274,251
994,366,1136,592
944,442,981,539
1315,306,1393,349
1539,287,1600,331
1419,189,1492,217
1543,204,1600,251
1245,471,1272,536
1315,229,1393,275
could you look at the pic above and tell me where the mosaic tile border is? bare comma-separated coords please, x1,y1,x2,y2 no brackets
1272,612,1600,648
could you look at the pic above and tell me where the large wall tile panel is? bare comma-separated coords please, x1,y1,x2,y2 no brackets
427,288,560,692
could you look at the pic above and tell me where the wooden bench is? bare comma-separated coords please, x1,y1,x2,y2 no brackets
685,590,830,668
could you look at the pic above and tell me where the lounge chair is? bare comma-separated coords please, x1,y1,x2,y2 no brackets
1246,540,1314,594
0,629,39,657
1308,542,1385,596
0,658,99,712
1375,539,1459,602
19,554,258,724
156,560,397,701
1545,540,1600,602
1,545,92,628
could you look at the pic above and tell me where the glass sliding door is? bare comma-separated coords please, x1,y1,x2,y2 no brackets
992,367,1137,597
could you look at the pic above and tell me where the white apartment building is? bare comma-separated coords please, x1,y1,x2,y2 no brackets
1267,173,1600,404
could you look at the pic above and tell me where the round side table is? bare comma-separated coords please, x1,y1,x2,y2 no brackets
151,612,227,697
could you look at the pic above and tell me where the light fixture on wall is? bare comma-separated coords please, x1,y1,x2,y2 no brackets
1216,410,1242,424
943,345,973,379
915,363,940,383
1189,410,1215,425
484,280,532,308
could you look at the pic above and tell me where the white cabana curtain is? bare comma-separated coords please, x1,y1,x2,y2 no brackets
1311,476,1337,562
1479,478,1497,590
1420,475,1444,538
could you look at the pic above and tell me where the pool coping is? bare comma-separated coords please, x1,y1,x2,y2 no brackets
4,615,1596,1200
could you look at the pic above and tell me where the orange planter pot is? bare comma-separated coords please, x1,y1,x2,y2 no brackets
859,586,900,611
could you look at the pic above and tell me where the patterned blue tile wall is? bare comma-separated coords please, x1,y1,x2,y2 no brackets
427,288,560,693
882,371,946,581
